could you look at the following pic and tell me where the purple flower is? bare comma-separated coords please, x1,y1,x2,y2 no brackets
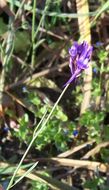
64,41,93,86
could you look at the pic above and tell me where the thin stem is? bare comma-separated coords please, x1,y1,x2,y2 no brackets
31,0,37,68
33,109,48,136
15,0,27,20
31,0,51,68
6,84,69,190
34,0,51,40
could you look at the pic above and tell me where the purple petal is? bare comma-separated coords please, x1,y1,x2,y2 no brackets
77,42,93,69
69,57,74,74
77,58,89,69
86,46,93,59
69,42,79,75
80,42,89,59
77,41,87,55
69,42,78,57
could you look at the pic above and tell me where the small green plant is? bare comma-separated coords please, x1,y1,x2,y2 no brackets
84,176,106,190
13,91,71,151
80,110,104,142
31,180,49,190
31,172,49,190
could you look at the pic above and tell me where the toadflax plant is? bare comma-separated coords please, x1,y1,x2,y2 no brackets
7,41,93,190
64,41,93,86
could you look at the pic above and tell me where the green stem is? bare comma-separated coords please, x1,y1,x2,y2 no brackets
34,0,51,40
6,84,69,190
31,0,51,68
31,0,37,68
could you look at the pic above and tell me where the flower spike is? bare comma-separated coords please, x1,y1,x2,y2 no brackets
64,41,93,86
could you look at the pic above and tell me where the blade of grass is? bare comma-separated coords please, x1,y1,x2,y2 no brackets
93,0,109,22
11,162,38,188
7,0,109,20
7,0,97,17
0,163,34,175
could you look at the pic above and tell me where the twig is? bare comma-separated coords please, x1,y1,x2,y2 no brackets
82,141,109,159
76,0,92,114
39,27,67,40
35,157,108,173
0,0,14,17
5,61,68,90
57,140,95,158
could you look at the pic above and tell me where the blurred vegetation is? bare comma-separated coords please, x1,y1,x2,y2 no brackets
0,0,109,190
